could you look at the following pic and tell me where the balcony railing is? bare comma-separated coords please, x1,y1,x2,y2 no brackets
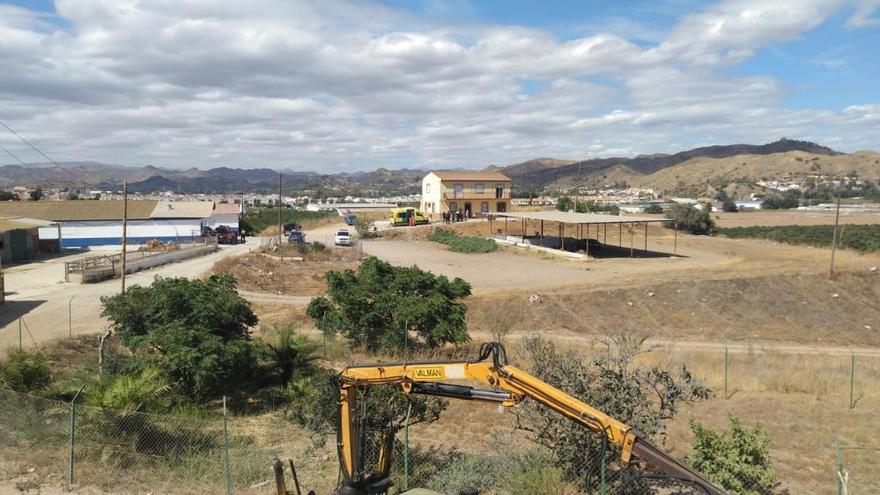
444,192,508,199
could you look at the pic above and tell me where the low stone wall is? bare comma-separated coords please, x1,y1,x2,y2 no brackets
78,243,218,283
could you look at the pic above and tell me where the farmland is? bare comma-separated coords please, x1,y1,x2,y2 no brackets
720,224,880,252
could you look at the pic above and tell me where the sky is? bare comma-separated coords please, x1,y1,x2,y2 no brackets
0,0,879,172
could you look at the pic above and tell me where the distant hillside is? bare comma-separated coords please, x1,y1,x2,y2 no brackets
1,138,874,195
503,138,844,189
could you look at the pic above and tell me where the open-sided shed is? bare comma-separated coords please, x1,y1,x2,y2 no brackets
491,210,675,257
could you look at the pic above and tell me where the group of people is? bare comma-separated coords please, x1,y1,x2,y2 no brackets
442,209,469,223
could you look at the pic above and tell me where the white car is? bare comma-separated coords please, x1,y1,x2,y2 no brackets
334,229,352,246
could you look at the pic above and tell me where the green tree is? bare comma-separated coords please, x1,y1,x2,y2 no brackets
306,257,471,352
722,198,739,213
29,187,43,201
644,204,663,214
515,335,711,490
556,196,574,212
101,274,259,400
688,416,776,494
0,190,15,201
665,203,718,235
354,216,377,238
68,190,80,200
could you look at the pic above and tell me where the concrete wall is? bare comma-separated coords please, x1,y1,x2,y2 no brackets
77,242,218,283
39,219,205,248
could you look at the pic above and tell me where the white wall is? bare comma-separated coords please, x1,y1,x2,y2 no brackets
39,219,205,247
208,213,240,230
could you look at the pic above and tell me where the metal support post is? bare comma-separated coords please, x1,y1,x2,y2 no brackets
849,351,855,409
68,385,85,489
724,339,729,400
223,396,232,495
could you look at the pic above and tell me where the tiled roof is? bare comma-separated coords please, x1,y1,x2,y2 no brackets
429,171,511,181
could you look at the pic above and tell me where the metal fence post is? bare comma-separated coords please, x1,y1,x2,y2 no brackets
836,439,843,495
223,396,232,495
403,402,413,491
19,317,22,350
849,351,855,409
68,385,85,489
724,339,729,400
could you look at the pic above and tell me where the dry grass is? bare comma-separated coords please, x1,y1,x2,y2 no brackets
212,248,358,297
465,272,880,346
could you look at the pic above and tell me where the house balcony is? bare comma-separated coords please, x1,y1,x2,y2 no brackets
443,192,509,200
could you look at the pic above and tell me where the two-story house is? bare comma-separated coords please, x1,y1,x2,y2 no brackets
420,171,512,218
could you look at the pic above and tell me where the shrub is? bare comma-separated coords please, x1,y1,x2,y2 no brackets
0,348,51,393
354,217,377,239
666,203,718,235
515,335,711,490
240,208,332,233
427,228,497,253
101,274,260,401
722,198,739,212
260,326,319,386
720,224,880,253
688,416,776,494
306,257,472,351
427,451,564,494
644,204,664,214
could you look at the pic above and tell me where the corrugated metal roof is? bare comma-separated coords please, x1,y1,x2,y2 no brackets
0,215,56,232
212,203,242,214
0,200,157,221
429,171,511,181
152,201,215,219
495,211,667,224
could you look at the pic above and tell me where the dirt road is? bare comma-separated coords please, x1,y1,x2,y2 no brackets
0,240,257,349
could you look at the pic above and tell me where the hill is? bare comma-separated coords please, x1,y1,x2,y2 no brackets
502,138,847,189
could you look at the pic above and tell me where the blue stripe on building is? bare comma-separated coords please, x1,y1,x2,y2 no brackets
61,236,196,248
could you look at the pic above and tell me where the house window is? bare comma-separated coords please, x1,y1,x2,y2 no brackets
454,183,463,199
480,201,489,213
425,183,431,193
475,183,485,194
496,201,506,212
495,183,504,198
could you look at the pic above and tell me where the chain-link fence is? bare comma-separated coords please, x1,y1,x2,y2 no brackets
1,386,877,494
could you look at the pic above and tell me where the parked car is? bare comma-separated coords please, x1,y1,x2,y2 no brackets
287,230,306,244
334,229,352,246
283,222,302,234
344,214,357,226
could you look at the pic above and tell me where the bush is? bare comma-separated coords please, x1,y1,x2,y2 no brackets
720,224,880,252
515,335,711,490
644,204,664,214
260,326,319,386
688,416,776,494
427,228,497,253
427,451,565,494
101,274,260,401
307,257,472,352
354,217,377,239
0,348,51,393
666,203,718,235
722,198,739,213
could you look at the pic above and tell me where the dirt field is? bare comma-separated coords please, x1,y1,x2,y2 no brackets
714,209,880,227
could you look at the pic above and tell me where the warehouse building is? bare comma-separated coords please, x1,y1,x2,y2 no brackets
0,200,216,248
0,216,59,264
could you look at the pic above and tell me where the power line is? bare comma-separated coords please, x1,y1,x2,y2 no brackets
0,142,27,166
0,119,86,189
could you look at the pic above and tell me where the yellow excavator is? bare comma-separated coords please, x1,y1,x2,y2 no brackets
276,342,725,495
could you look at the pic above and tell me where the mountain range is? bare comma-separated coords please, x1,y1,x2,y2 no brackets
1,139,877,195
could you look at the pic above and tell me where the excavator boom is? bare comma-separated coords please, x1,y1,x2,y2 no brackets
336,343,724,495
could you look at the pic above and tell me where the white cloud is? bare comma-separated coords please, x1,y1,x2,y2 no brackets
0,0,877,171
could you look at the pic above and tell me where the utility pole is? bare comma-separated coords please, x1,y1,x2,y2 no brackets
278,173,283,248
828,187,841,280
120,181,128,294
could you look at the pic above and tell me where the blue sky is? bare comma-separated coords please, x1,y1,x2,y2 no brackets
0,0,878,170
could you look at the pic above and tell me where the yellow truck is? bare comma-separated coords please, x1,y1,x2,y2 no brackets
388,207,428,227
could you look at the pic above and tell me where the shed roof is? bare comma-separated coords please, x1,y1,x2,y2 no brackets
212,202,242,214
0,200,157,221
0,216,55,233
494,211,667,224
429,171,511,182
152,201,215,218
